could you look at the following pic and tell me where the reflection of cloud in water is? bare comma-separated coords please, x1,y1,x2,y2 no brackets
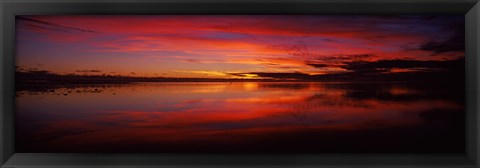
171,84,228,93
15,82,464,152
225,95,306,104
388,86,421,96
257,82,311,90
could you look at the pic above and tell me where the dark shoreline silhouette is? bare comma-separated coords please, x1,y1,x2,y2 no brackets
16,68,464,84
16,57,465,85
16,69,465,102
15,56,465,94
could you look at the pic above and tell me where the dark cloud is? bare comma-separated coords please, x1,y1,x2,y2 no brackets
76,70,101,73
254,72,310,79
317,54,375,62
306,54,375,69
305,63,329,68
341,59,463,73
231,58,464,81
23,70,53,75
229,72,310,79
419,22,465,54
17,16,97,33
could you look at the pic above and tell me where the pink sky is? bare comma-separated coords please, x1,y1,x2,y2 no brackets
15,15,464,78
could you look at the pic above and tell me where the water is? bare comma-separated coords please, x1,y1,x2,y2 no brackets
15,82,465,153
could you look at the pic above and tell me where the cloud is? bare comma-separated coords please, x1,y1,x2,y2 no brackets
418,22,465,54
341,59,463,73
317,54,375,62
230,72,311,80
174,70,228,77
305,63,330,68
227,57,464,81
16,15,465,78
17,16,98,33
76,69,101,73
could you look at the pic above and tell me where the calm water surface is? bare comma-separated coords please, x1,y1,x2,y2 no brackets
16,82,464,153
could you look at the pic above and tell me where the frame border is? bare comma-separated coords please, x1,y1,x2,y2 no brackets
1,0,479,167
466,1,480,166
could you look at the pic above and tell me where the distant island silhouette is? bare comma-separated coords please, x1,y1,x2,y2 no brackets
16,68,463,84
16,56,465,86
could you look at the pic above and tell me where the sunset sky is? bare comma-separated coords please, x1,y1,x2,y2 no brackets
15,15,464,79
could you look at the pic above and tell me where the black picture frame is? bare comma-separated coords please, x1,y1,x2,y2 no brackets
1,0,479,167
